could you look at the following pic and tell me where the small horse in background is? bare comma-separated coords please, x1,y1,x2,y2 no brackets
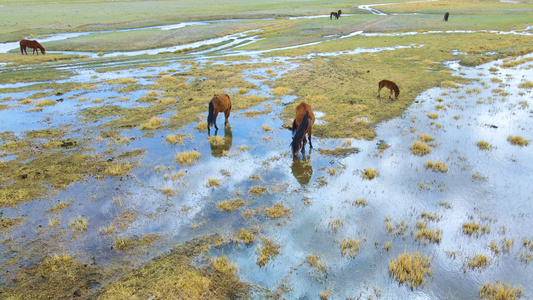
330,10,342,20
443,12,450,21
207,94,231,131
20,39,45,55
291,102,315,157
377,79,400,100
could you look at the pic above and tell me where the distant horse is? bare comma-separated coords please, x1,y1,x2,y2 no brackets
207,94,231,131
330,10,342,20
20,39,45,55
377,79,400,100
443,12,450,22
290,102,315,157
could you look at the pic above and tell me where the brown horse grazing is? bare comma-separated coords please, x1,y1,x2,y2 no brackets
330,10,342,20
207,94,231,131
443,12,450,22
20,39,45,55
291,102,315,157
377,79,400,100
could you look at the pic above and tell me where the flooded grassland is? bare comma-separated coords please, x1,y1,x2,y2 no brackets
1,0,533,299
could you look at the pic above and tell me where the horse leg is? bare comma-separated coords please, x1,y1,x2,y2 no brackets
377,86,382,99
224,109,230,127
308,132,313,149
214,111,219,130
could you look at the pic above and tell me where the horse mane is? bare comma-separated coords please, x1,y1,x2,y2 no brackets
290,110,309,154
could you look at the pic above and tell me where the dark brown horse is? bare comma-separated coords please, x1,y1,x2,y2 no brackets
291,102,315,157
330,10,342,20
20,39,45,55
207,94,231,131
377,79,400,100
443,12,450,22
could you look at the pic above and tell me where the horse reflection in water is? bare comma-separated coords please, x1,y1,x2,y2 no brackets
291,156,313,186
208,126,233,158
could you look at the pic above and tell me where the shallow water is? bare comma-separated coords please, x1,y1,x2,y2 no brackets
1,7,533,298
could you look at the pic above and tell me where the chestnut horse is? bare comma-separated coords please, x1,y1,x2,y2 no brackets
330,10,342,20
207,94,231,131
20,39,45,55
290,102,315,157
377,79,400,100
443,12,450,22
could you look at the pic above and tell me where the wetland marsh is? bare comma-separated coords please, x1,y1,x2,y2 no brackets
1,0,532,299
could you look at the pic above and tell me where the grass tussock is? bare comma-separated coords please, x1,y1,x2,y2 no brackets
340,239,360,258
207,135,225,146
425,161,448,173
389,251,432,289
100,235,250,299
216,198,245,212
477,140,493,150
113,234,160,251
0,217,26,233
249,186,266,195
256,238,280,267
176,151,201,165
507,135,529,146
270,87,291,96
465,254,490,271
140,116,163,130
235,227,258,245
68,215,88,232
46,200,73,214
362,168,379,180
263,203,292,219
518,81,533,89
418,133,434,142
36,99,57,107
479,281,522,300
166,133,193,145
411,141,431,156
415,221,442,244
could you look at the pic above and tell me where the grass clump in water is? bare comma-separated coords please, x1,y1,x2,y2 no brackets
140,116,163,130
418,133,434,142
69,215,88,232
425,161,448,173
477,140,493,150
518,81,533,89
216,198,245,212
362,168,378,180
207,135,224,146
414,221,441,244
0,217,26,233
166,133,192,145
479,281,522,300
100,235,250,299
389,251,432,289
465,254,490,271
411,141,431,156
35,99,57,107
340,239,360,258
235,227,258,245
256,238,280,267
176,150,201,165
249,186,266,195
263,203,292,220
507,135,529,146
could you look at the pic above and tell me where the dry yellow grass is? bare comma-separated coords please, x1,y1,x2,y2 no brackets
140,116,163,130
411,141,431,156
507,135,529,146
425,161,448,173
479,281,522,300
263,203,292,219
477,140,493,150
176,151,201,165
256,238,280,267
389,251,432,289
216,198,245,211
362,168,378,180
340,239,360,258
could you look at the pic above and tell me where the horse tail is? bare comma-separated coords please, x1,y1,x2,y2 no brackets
207,100,215,128
291,111,309,154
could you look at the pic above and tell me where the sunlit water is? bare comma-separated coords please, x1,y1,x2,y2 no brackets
0,9,532,298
